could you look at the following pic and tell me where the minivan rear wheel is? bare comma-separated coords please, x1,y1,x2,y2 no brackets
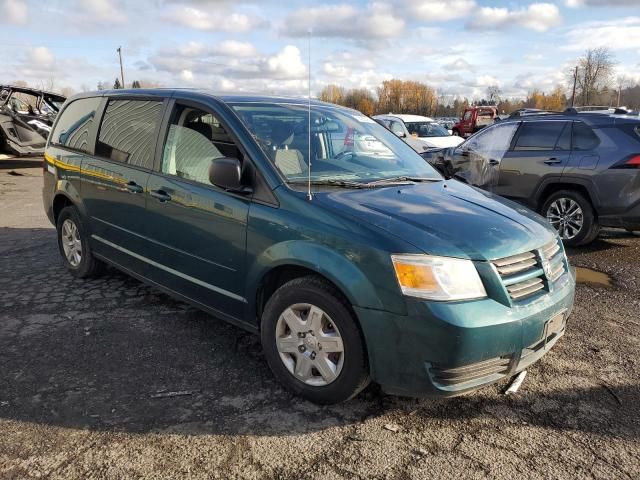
541,190,599,247
260,276,369,404
56,206,103,278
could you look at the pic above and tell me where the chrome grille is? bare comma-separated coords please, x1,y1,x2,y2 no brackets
507,277,544,300
492,239,567,303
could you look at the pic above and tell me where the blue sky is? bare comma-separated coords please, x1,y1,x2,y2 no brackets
1,0,639,100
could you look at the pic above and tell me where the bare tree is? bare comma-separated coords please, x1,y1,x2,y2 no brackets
572,48,616,106
486,85,501,104
615,75,632,107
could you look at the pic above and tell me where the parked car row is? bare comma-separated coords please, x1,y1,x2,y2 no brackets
43,89,575,404
424,110,640,246
373,114,464,151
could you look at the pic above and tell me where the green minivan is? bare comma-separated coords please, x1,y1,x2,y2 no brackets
43,89,575,404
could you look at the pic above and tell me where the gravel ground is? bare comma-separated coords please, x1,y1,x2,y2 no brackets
1,159,639,479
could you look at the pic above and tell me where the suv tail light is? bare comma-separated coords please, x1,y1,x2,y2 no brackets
612,154,640,169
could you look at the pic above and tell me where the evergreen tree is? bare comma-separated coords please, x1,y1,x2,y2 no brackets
131,80,141,89
113,78,122,89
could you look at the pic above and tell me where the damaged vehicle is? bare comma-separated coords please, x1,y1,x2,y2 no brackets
426,111,640,246
0,85,66,156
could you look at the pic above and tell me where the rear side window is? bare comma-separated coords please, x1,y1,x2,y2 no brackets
514,121,568,151
572,122,600,151
50,97,102,154
95,99,163,169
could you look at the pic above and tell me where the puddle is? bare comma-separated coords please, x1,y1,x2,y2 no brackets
575,267,611,287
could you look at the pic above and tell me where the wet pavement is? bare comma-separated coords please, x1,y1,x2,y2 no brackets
1,161,639,479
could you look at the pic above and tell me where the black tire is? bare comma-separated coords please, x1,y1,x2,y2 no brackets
452,129,460,137
260,275,370,404
56,206,103,278
541,190,599,247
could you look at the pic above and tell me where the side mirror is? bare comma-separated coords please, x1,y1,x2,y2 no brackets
209,157,250,193
394,131,406,138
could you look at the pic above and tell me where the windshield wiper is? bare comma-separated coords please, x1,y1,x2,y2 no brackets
364,176,440,186
289,179,368,189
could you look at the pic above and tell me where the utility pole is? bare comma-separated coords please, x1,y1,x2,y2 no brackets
570,65,578,108
117,47,125,89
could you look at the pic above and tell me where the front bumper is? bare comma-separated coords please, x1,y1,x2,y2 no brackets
355,268,575,397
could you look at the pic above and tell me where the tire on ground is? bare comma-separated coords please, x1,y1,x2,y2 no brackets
260,275,370,404
56,205,103,278
541,189,599,247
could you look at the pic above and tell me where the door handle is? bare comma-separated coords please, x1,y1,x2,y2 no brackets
488,159,500,166
150,189,172,202
544,158,562,165
125,181,144,194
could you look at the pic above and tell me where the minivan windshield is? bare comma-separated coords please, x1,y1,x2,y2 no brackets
405,122,450,138
230,102,441,184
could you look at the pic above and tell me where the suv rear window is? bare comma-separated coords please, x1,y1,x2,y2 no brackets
50,97,102,154
95,99,162,169
514,121,568,151
572,122,600,151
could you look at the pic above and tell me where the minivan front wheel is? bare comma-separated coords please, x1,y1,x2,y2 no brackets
261,276,369,404
541,190,599,247
56,206,103,278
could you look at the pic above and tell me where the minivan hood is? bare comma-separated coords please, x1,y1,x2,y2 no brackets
314,180,556,261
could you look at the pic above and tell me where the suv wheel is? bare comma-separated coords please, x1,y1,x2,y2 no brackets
541,190,599,247
57,206,103,278
260,276,369,404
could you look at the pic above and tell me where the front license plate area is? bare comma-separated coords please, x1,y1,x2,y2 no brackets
544,311,565,347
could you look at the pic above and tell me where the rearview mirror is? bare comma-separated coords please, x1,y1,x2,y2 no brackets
209,157,249,193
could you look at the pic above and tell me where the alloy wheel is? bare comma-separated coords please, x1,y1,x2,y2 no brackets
546,197,584,240
61,219,82,267
275,303,345,386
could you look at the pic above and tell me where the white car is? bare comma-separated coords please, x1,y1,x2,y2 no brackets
373,114,464,152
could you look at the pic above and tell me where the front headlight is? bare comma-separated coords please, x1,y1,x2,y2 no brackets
391,254,487,301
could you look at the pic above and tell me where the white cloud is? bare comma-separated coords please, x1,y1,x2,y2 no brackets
265,46,306,79
164,5,259,32
172,40,258,58
563,16,640,51
180,69,194,82
1,0,27,24
283,4,405,40
467,3,562,32
443,58,475,71
405,0,476,22
78,0,127,25
28,47,55,67
213,40,259,58
149,44,307,82
566,0,639,7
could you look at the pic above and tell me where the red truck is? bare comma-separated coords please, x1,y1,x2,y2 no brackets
452,106,498,138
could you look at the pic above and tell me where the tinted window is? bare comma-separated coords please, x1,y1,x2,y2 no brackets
572,122,600,151
514,121,568,151
162,105,242,185
50,97,102,154
556,122,572,150
95,99,162,169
